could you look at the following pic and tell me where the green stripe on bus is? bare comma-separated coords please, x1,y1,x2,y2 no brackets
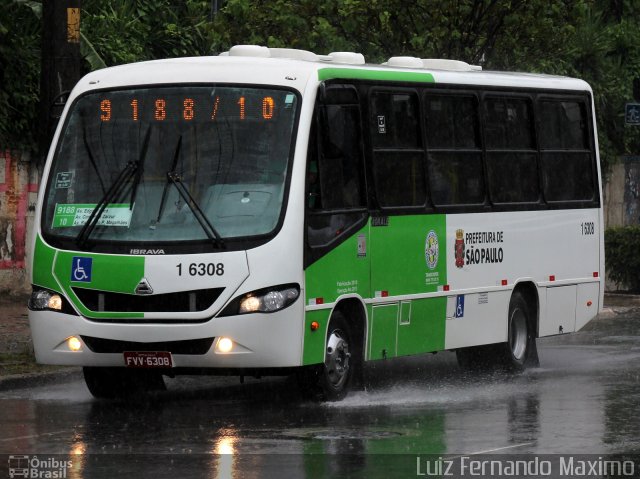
33,235,59,292
303,214,447,364
318,68,435,83
303,310,331,365
53,251,145,319
304,223,370,306
33,236,146,318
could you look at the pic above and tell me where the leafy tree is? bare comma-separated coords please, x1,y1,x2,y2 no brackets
81,0,212,66
556,1,640,175
3,0,640,178
606,226,640,291
206,0,640,175
0,0,41,150
207,0,582,66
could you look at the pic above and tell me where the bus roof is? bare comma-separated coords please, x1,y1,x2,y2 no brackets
77,45,592,95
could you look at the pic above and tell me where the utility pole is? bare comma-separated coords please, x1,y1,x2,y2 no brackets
39,0,82,162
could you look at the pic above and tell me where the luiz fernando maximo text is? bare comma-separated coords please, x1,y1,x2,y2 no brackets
415,456,636,477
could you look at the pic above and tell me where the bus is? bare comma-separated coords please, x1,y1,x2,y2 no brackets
8,456,29,478
28,45,604,400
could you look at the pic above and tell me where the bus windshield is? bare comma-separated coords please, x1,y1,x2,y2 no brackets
42,85,298,250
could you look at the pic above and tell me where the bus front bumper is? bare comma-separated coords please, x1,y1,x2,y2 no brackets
28,304,305,370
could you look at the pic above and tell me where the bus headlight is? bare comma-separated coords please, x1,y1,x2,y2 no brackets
239,288,299,313
219,284,300,316
29,289,63,311
28,287,77,315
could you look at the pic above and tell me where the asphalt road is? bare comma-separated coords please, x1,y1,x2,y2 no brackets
0,305,639,478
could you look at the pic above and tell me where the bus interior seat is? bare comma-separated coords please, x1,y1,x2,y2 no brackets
199,183,283,233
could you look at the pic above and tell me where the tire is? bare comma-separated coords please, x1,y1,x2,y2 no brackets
83,367,166,399
456,291,538,372
297,312,358,401
498,291,538,371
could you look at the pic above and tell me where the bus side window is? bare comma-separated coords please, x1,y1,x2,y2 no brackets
371,91,426,208
306,99,366,248
484,97,539,204
318,104,364,209
425,94,484,206
538,99,594,202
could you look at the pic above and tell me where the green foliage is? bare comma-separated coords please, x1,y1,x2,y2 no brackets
206,0,640,177
550,2,640,177
3,0,640,174
207,0,583,66
0,0,41,150
81,0,212,66
80,32,107,71
605,226,640,292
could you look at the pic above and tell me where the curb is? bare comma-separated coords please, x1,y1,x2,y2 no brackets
604,292,640,300
0,367,81,392
598,308,616,318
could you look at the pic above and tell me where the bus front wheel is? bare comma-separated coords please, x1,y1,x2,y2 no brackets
297,312,356,401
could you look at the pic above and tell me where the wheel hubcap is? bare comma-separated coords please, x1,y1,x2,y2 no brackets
325,329,350,389
509,308,528,361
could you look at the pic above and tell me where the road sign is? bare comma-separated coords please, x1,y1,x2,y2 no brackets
625,103,640,125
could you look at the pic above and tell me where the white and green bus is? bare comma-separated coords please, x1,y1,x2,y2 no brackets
28,45,604,400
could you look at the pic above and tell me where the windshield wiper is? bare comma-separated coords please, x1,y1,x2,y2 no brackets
75,161,137,248
164,171,225,249
83,130,106,195
155,137,225,248
76,128,151,248
156,135,182,223
130,128,152,210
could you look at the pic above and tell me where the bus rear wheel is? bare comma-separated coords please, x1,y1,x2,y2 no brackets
456,291,537,372
499,291,537,371
83,367,166,399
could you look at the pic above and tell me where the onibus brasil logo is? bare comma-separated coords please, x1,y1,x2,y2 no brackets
8,455,72,478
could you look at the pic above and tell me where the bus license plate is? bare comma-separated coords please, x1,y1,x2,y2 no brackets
124,351,173,368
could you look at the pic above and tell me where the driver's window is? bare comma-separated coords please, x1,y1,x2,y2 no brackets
306,86,366,248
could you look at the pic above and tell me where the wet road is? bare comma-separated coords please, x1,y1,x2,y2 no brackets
1,307,639,478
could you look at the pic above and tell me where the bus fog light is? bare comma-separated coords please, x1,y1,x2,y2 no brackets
216,337,234,353
67,336,82,352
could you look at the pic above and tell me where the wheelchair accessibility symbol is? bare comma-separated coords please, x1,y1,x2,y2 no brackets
71,256,92,282
455,295,465,318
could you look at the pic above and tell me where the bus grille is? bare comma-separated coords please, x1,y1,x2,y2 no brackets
81,336,214,355
72,287,224,313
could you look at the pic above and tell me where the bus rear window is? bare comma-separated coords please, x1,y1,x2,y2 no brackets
539,100,594,202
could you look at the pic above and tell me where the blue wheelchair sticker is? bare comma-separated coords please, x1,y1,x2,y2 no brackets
455,295,465,318
71,257,92,283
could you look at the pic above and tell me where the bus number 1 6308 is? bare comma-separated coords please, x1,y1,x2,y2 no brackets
176,263,224,276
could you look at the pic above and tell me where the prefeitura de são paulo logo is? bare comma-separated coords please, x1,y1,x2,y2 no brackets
425,230,439,270
455,229,465,268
